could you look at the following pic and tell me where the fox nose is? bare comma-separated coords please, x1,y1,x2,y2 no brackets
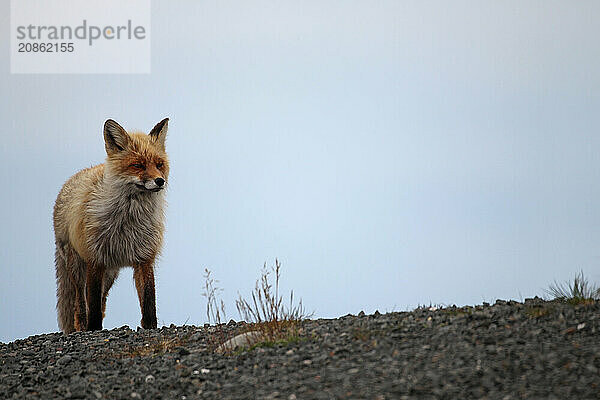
155,177,165,187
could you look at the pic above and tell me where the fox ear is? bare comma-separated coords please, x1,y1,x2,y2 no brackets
104,119,130,155
149,118,168,149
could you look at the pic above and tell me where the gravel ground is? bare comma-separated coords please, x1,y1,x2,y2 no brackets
1,297,599,399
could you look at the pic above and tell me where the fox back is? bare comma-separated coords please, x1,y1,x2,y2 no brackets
53,118,170,333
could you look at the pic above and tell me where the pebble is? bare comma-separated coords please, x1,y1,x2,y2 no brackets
56,355,72,365
177,347,190,356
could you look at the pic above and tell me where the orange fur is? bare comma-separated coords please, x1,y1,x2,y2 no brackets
54,118,169,333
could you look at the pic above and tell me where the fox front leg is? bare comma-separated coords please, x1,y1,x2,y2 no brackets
134,260,157,329
85,263,105,331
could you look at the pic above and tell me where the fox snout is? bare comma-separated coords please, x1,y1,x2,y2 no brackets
138,177,167,192
138,176,166,192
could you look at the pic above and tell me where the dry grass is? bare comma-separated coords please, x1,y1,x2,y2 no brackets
201,268,230,350
525,305,554,319
233,334,305,355
203,259,311,354
545,271,600,306
113,336,190,359
235,259,310,344
203,268,227,325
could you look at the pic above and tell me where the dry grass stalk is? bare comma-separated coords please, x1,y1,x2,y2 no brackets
235,259,310,345
202,268,230,350
203,260,311,354
545,271,600,305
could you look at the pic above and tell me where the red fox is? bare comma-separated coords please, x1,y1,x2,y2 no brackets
53,118,169,333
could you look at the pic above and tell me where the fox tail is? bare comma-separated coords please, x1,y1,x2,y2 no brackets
55,242,85,333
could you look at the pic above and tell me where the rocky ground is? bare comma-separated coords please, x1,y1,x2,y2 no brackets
1,297,599,399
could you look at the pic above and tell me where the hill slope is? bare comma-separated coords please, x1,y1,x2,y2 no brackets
1,298,599,399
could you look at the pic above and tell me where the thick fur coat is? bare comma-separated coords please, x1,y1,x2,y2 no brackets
53,118,169,333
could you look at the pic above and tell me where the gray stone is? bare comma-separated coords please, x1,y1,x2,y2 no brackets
215,331,263,354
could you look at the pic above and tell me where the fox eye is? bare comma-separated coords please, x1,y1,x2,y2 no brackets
130,163,145,169
156,162,164,169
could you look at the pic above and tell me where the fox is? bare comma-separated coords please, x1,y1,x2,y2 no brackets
53,118,170,333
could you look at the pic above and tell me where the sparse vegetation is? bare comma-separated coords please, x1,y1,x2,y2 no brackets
524,304,554,319
201,268,230,350
236,259,310,343
121,268,600,359
544,271,600,306
203,259,311,354
114,335,191,359
203,268,227,326
234,335,306,355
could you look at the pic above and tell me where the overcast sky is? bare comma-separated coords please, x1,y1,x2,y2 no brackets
1,1,599,342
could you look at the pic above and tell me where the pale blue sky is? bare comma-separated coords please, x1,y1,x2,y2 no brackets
1,1,599,342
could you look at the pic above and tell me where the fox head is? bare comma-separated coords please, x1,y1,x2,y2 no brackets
103,118,170,193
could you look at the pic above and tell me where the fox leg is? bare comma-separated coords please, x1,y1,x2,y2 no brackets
70,250,87,331
73,289,87,331
86,262,105,331
133,260,157,329
101,269,119,320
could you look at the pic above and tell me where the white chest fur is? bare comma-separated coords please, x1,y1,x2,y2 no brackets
87,182,165,268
